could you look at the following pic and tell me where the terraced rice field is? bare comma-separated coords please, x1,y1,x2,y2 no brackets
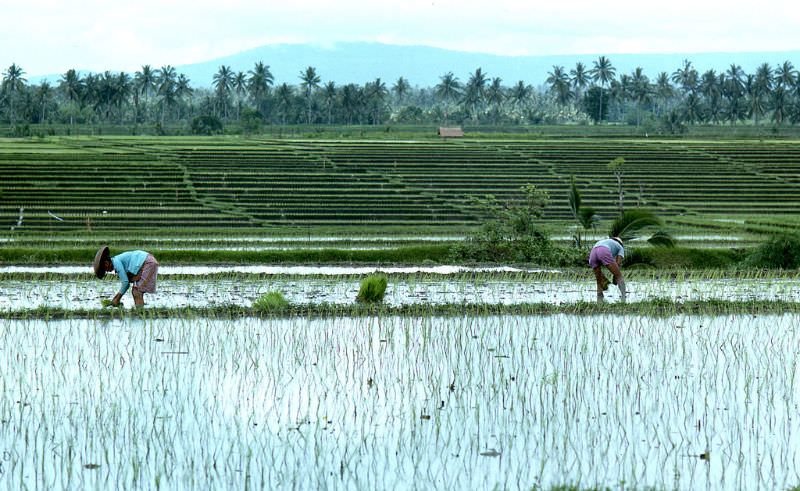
3,137,800,232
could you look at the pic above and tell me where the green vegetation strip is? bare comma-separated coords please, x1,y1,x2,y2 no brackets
1,268,796,282
5,299,800,320
0,245,756,269
0,245,452,264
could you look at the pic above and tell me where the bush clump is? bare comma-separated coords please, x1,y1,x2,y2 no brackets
252,291,290,313
190,115,223,135
745,234,800,269
356,274,388,303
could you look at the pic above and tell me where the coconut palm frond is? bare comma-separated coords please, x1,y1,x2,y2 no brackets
647,229,676,247
578,206,597,229
609,209,662,241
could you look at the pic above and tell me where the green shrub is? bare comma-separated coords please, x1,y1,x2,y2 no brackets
624,246,744,269
252,291,290,313
356,274,388,303
451,238,584,266
190,115,223,135
745,234,800,269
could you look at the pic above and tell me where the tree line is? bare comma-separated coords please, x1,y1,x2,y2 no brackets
2,57,800,133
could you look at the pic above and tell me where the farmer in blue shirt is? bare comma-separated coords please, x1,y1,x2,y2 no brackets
93,246,159,307
588,237,626,303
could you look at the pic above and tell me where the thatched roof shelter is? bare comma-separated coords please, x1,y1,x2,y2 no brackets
438,127,464,138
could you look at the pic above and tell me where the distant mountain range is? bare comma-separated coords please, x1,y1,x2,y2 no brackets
32,42,800,88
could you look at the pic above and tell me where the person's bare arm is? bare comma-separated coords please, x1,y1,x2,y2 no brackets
111,292,123,306
616,255,623,266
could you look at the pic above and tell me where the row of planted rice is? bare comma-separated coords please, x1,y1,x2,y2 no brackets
174,144,474,225
317,141,574,220
0,146,254,231
497,140,800,216
3,138,800,232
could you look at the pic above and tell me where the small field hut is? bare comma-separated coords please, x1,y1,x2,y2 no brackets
438,127,464,138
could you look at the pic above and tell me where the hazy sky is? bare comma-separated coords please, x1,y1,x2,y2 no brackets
3,0,800,76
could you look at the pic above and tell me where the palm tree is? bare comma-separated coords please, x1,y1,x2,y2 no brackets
700,70,721,123
671,60,699,95
610,75,632,121
546,66,572,106
299,66,321,124
366,78,388,124
275,83,293,124
233,71,247,120
775,61,797,89
683,92,704,123
34,81,54,124
771,86,788,125
134,65,156,123
212,65,234,119
485,77,504,123
570,62,590,101
392,76,410,105
59,69,83,127
726,64,745,90
746,74,766,124
247,62,273,119
81,73,98,123
322,81,337,124
175,74,193,120
341,83,362,124
508,81,530,112
2,63,27,124
157,65,177,124
724,92,748,125
93,71,117,121
654,72,674,116
754,63,774,95
464,68,488,119
630,67,650,125
721,66,746,125
590,56,615,122
434,72,462,123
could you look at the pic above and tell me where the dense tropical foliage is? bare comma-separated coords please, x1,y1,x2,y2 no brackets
4,57,800,132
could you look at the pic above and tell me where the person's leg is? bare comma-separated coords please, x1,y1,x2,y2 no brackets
605,262,626,302
132,255,157,308
132,288,145,307
592,267,606,302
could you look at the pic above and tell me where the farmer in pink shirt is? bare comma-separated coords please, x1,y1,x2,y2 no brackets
588,237,626,303
93,246,159,307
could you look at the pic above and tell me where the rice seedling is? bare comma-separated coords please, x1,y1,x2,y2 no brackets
1,313,798,488
252,291,290,313
356,274,388,303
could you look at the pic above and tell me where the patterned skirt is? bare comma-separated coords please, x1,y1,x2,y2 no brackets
132,254,159,293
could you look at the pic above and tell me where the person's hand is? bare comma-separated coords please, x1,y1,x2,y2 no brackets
101,298,122,308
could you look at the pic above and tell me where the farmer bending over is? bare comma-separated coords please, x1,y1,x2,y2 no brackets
94,246,159,307
588,237,626,303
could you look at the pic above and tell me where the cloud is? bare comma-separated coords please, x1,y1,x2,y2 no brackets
1,0,799,76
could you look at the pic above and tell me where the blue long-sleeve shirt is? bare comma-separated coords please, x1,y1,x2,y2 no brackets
593,238,625,258
111,250,149,295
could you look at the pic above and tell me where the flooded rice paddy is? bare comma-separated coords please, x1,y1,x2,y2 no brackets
1,276,799,311
1,314,798,489
0,265,543,276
